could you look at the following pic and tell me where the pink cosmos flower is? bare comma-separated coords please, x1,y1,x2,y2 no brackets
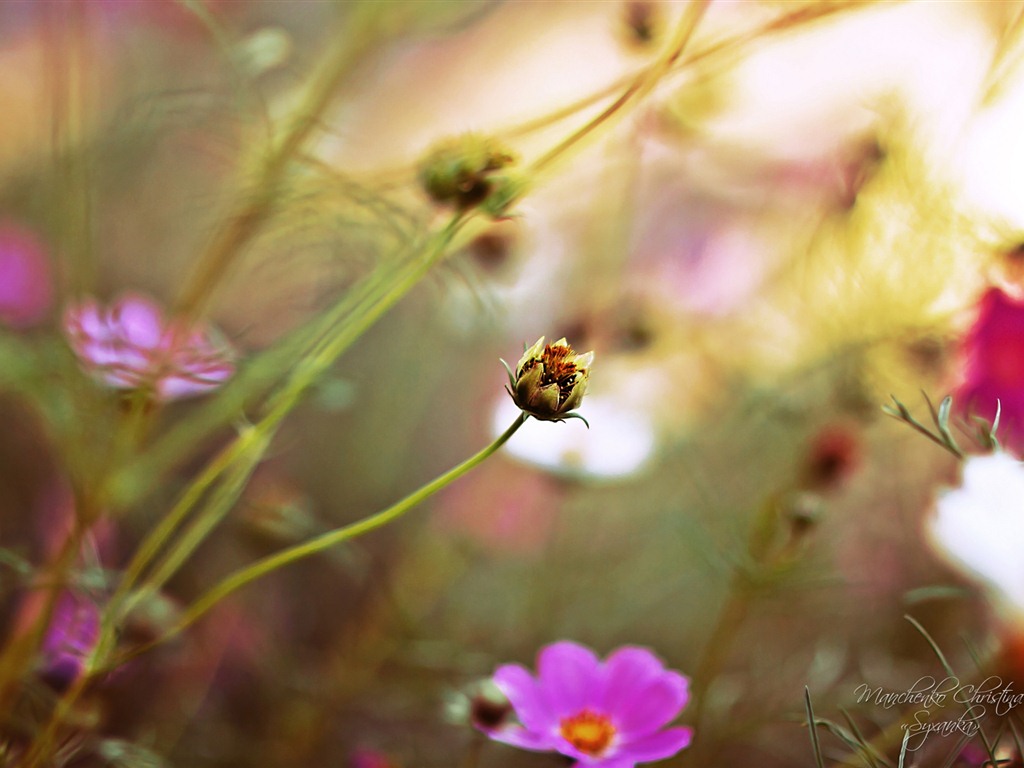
0,222,52,328
64,293,234,401
483,641,693,767
956,288,1024,451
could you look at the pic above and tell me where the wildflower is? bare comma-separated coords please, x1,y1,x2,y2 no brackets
482,641,692,767
38,591,101,692
64,293,234,401
957,288,1024,452
929,452,1024,617
0,222,51,328
502,337,593,424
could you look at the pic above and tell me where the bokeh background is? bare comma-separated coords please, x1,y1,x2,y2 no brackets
3,1,1024,766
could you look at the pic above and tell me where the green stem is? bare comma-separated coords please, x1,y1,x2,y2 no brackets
123,412,529,661
24,216,470,768
113,216,465,613
120,436,268,618
174,3,386,322
529,0,710,174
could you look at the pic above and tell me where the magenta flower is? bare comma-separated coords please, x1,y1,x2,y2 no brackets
64,293,234,401
483,641,693,767
956,288,1024,452
0,222,52,328
38,591,100,693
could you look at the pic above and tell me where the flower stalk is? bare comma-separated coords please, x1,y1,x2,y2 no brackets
121,412,529,661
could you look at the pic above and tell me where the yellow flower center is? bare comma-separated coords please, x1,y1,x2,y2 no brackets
521,343,581,405
559,709,616,756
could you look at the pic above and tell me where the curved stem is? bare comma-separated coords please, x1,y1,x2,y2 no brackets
23,214,471,768
529,0,710,175
121,412,528,662
114,215,466,611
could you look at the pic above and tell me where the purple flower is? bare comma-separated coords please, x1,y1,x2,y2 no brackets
38,591,100,692
64,293,235,401
0,222,52,328
483,641,693,767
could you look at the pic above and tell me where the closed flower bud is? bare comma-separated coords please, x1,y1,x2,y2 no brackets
502,337,593,425
418,134,517,211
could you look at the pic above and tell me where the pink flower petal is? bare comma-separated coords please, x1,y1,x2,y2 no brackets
66,302,103,340
487,724,558,751
0,224,52,328
956,289,1024,452
493,663,556,733
64,293,235,401
115,296,165,350
618,727,693,761
484,642,693,765
597,646,668,709
537,641,601,718
612,671,690,738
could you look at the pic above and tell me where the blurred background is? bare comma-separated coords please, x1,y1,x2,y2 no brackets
2,0,1024,766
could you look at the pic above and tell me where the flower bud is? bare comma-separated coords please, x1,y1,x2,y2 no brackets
418,134,517,211
502,337,593,424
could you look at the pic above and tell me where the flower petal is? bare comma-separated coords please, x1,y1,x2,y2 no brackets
493,664,556,732
487,723,558,751
516,337,546,374
597,647,667,708
576,760,635,768
537,641,601,717
617,727,693,761
610,670,690,738
115,296,164,350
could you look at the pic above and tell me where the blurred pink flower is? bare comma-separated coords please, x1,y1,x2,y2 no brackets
64,293,234,401
484,641,692,767
957,288,1024,451
38,591,101,693
800,423,862,492
433,462,561,556
0,222,52,328
350,748,397,768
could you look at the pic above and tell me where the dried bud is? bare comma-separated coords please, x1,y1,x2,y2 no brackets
469,685,512,731
800,424,860,492
623,1,659,46
418,134,517,211
782,491,823,541
502,337,593,425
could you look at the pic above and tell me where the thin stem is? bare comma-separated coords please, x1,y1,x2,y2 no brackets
122,412,529,661
529,0,711,175
174,4,385,321
114,215,465,613
121,436,268,616
686,576,751,748
114,425,266,604
24,216,470,768
679,492,792,764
